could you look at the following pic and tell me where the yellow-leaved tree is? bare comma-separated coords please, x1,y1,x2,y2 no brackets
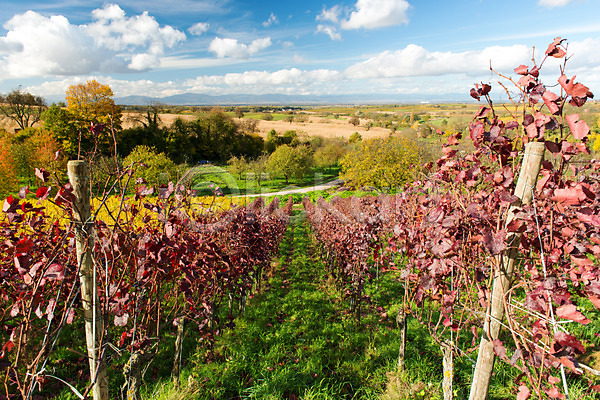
65,80,121,128
45,80,122,157
340,136,420,190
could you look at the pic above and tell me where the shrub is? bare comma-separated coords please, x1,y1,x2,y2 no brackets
340,136,420,190
122,145,177,190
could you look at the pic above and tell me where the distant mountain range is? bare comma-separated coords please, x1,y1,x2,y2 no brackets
113,92,470,106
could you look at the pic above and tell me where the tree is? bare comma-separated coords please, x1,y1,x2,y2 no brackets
228,156,247,179
235,108,245,119
348,115,360,127
340,136,420,189
65,80,122,129
0,88,47,131
42,104,81,157
9,127,65,186
267,144,313,184
248,154,269,187
166,110,260,163
0,135,17,197
265,129,280,153
348,132,362,144
237,118,258,134
314,142,347,170
122,145,177,190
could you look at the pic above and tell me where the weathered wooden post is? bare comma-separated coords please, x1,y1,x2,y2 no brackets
469,142,545,399
442,341,453,400
68,160,109,400
396,307,407,370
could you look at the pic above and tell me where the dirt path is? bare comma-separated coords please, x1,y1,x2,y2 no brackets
241,178,343,198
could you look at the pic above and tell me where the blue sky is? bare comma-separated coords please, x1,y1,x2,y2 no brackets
0,0,599,102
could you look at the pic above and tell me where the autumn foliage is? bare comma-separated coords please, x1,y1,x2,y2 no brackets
304,37,599,398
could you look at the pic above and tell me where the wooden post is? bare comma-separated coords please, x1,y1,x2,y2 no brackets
442,341,453,400
397,307,407,370
469,142,545,400
68,161,108,400
172,317,184,386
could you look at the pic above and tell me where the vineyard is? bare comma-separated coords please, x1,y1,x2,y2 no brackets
1,37,600,399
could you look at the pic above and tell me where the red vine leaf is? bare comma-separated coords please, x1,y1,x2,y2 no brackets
565,114,590,140
44,264,65,282
517,385,531,400
551,185,588,206
35,168,50,183
588,294,600,309
483,229,506,255
542,91,561,115
556,304,590,324
114,313,129,327
546,386,566,399
514,65,529,75
545,37,566,58
36,186,49,200
492,339,507,360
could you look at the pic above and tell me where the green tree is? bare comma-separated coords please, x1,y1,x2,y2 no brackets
122,145,177,190
314,142,347,170
248,154,269,187
348,132,362,144
340,136,420,190
267,145,313,184
228,155,247,179
0,88,47,131
42,104,81,157
117,105,168,158
165,110,261,163
282,130,299,146
265,129,280,153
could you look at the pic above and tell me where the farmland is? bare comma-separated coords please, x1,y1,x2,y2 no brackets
2,49,600,399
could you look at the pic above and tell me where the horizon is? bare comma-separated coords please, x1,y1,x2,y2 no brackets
0,0,599,103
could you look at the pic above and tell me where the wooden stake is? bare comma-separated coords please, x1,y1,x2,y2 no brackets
468,142,545,400
68,161,108,400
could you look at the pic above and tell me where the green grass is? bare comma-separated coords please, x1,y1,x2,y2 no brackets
140,211,600,400
189,164,341,196
225,112,290,121
143,212,455,400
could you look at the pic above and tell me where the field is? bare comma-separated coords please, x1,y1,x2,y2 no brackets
119,103,489,140
2,99,600,400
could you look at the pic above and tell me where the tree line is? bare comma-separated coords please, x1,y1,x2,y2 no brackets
0,80,435,197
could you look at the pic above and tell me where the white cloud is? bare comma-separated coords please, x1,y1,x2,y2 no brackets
538,0,575,7
263,13,279,27
282,41,294,48
316,25,341,40
188,22,209,36
341,0,411,30
208,37,272,58
0,5,185,78
183,68,343,94
87,4,186,70
20,39,600,100
317,6,342,23
293,54,308,64
344,44,531,79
